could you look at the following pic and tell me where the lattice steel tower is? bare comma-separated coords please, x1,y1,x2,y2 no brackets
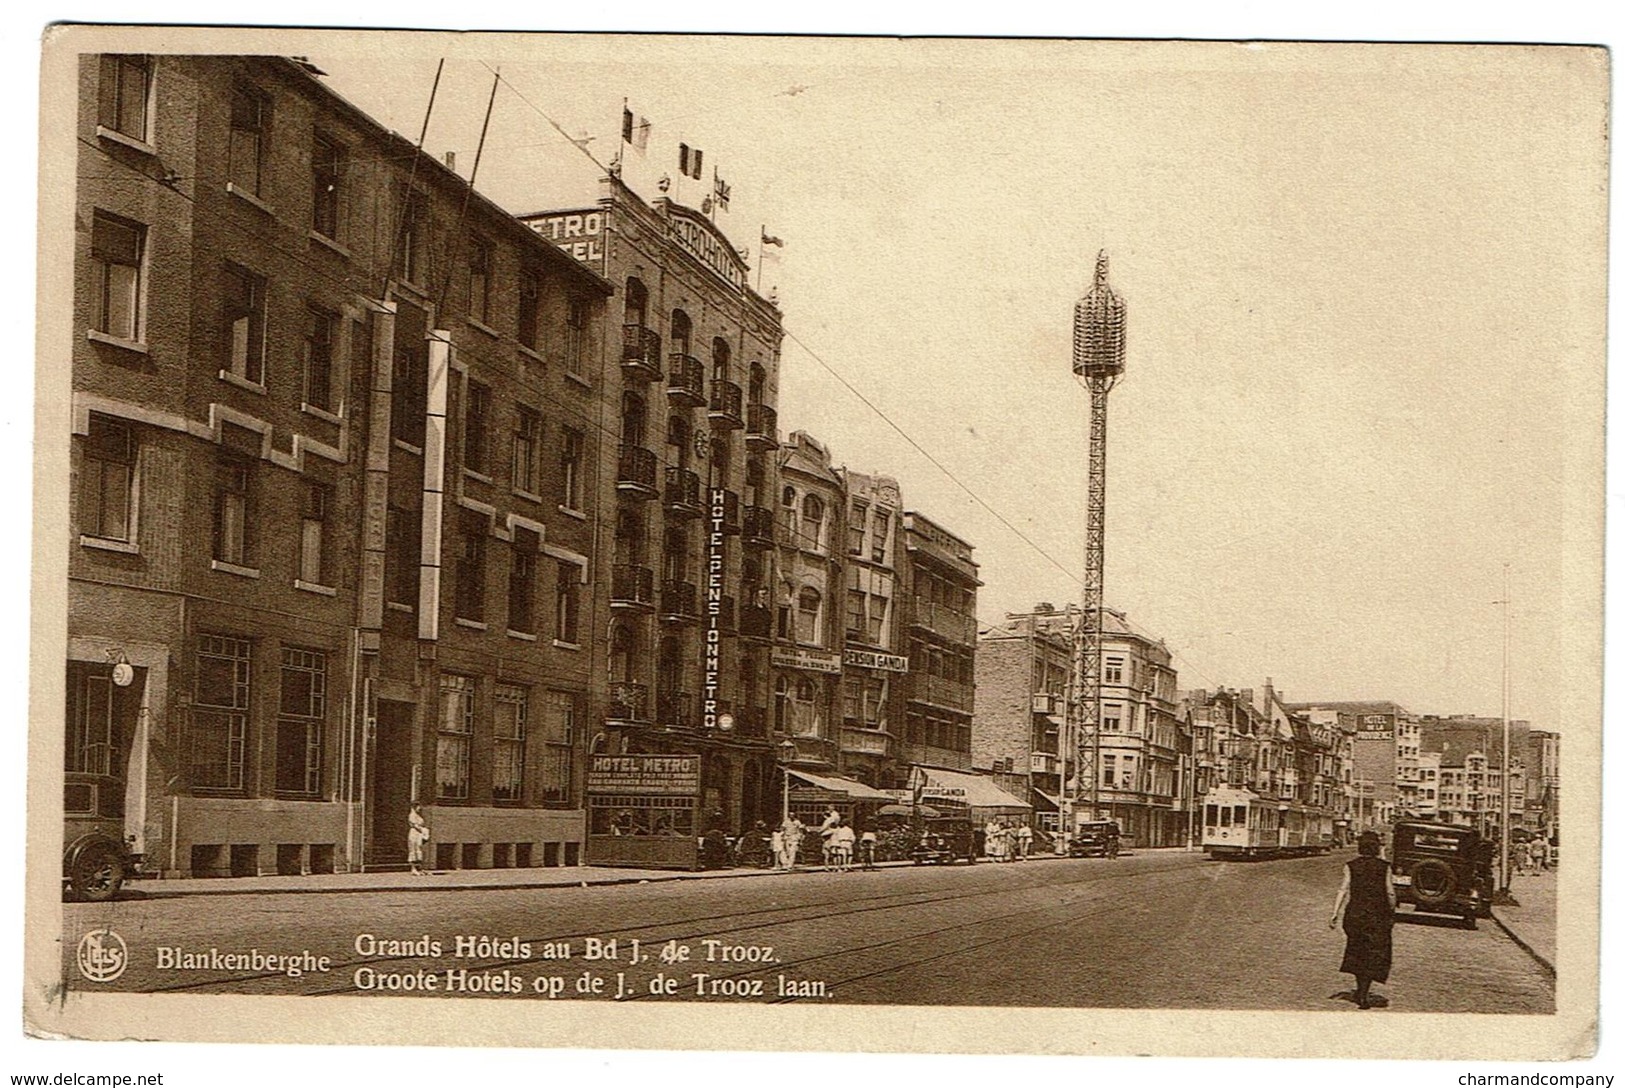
1068,251,1126,825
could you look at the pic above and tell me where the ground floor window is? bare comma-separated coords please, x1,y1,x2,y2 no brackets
192,634,250,790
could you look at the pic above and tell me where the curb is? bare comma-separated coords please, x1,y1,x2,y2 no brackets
1489,909,1556,977
120,852,1075,902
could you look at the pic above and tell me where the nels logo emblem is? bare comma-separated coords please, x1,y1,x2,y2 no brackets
76,928,128,983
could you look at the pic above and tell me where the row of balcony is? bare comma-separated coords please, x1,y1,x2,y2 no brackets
908,600,979,644
620,327,779,448
604,681,771,737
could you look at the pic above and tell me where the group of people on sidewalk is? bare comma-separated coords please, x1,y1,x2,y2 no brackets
768,808,878,873
982,818,1035,861
1511,834,1553,877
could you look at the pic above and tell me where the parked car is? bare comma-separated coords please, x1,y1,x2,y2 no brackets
910,815,980,865
1069,820,1122,858
1390,820,1494,928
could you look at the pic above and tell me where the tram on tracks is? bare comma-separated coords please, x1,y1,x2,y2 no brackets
1201,786,1335,859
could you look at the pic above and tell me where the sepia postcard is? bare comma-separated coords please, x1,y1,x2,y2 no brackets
25,25,1608,1066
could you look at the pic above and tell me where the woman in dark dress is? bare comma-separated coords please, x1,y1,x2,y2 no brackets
1329,830,1397,1009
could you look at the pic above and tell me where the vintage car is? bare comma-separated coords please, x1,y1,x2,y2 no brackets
63,772,142,901
1390,820,1495,927
910,814,980,865
1069,820,1122,858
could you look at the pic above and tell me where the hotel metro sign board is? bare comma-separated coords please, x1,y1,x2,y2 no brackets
527,203,749,294
586,755,701,796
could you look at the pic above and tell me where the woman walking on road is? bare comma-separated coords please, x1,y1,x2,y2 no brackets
1330,830,1396,1009
407,803,430,875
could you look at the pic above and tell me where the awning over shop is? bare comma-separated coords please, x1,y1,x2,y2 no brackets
913,766,1032,811
787,769,894,803
1032,790,1062,812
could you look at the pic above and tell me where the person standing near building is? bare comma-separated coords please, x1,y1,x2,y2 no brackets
1017,821,1034,861
407,804,430,876
782,813,805,871
1329,830,1397,1009
859,825,878,870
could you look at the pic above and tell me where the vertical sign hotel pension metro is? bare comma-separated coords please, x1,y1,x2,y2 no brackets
705,489,727,730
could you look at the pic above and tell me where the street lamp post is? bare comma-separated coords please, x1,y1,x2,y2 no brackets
777,738,797,824
1499,564,1512,895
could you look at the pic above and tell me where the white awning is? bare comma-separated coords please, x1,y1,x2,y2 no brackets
787,769,894,802
915,766,1032,811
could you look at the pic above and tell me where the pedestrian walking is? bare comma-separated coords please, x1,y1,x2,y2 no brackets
1329,829,1396,1010
782,814,805,870
986,819,1005,862
820,812,843,871
832,822,855,872
859,827,878,870
1531,835,1549,874
407,803,430,875
1512,839,1531,877
1017,821,1034,861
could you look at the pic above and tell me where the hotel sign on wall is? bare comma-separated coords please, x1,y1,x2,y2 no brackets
526,210,606,268
771,647,843,674
666,206,748,294
587,755,701,796
843,648,908,673
1358,714,1395,740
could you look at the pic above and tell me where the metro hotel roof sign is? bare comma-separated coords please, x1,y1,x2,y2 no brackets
527,200,749,295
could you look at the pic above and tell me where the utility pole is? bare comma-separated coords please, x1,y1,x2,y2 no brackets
1499,563,1512,895
1067,251,1127,827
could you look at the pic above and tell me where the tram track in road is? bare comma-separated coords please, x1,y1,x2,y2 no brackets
136,853,1208,996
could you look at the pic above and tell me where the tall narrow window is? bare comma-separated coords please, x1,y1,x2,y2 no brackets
796,586,822,646
311,133,343,240
711,337,732,382
540,690,576,807
560,427,584,511
454,513,486,622
436,674,473,800
223,264,266,385
192,634,250,791
395,191,426,286
391,341,427,447
227,87,266,196
517,270,541,350
871,510,891,564
512,407,540,494
463,379,491,476
302,307,336,412
90,212,143,341
467,236,492,323
565,298,588,377
800,494,825,552
277,647,325,796
508,528,538,635
385,505,420,607
847,502,867,555
98,55,151,142
493,684,527,803
80,414,135,543
299,481,328,585
214,455,254,566
555,560,581,644
67,668,115,776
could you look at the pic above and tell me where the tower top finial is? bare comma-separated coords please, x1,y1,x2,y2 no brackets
1094,250,1110,288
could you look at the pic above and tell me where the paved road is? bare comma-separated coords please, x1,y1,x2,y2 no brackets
61,851,1553,1012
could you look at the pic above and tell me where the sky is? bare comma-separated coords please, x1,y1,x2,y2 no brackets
311,36,1605,733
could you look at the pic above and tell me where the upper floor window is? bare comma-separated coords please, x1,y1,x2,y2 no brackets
800,494,825,551
98,55,152,143
227,87,267,197
670,310,692,357
624,277,648,328
512,406,540,494
518,270,541,351
508,528,538,636
302,307,336,412
463,378,491,476
871,510,891,564
90,212,144,342
1104,656,1125,684
560,427,584,512
711,337,732,382
796,586,823,646
213,455,256,567
80,414,135,543
467,236,492,324
223,263,266,385
565,298,588,378
311,133,344,240
847,502,867,555
555,560,581,644
453,513,486,622
299,481,329,585
394,190,427,286
748,362,765,406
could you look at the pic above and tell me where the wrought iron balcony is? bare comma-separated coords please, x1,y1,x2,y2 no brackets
609,563,655,609
659,580,698,623
666,354,705,407
708,379,744,429
620,324,663,382
663,466,702,518
606,680,649,724
745,403,778,449
739,602,773,640
717,488,741,535
657,690,695,730
615,444,658,498
743,504,775,547
715,594,736,634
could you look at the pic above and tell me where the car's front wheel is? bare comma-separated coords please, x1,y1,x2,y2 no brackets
69,843,125,902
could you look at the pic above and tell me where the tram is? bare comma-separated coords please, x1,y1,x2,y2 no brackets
1201,786,1335,859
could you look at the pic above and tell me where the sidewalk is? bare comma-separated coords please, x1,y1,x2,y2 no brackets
122,851,1073,900
1491,868,1557,973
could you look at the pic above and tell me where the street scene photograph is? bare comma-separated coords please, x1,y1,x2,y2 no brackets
26,25,1605,1063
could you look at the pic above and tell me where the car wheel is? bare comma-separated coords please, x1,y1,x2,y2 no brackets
69,844,124,903
1409,858,1458,907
